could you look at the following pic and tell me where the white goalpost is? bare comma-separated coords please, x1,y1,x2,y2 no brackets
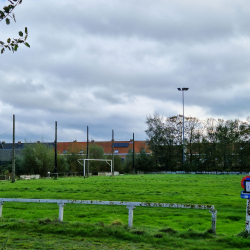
77,159,113,178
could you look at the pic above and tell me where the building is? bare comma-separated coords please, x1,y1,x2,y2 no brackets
0,140,151,164
57,139,151,161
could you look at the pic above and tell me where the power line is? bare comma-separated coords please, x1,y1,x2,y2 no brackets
0,129,12,137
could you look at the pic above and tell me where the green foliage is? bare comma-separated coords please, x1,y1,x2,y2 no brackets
65,142,85,172
124,149,133,173
145,113,183,171
124,147,153,173
135,147,154,172
56,154,69,173
89,144,106,173
0,0,29,53
106,154,125,174
20,143,54,176
146,113,250,172
64,143,110,174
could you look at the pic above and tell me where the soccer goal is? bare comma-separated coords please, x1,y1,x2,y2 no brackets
77,159,113,178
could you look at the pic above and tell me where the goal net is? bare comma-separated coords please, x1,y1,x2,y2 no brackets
77,159,113,178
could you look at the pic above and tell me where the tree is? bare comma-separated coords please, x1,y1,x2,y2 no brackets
57,154,69,173
134,147,154,172
184,117,203,171
236,119,250,171
146,113,183,171
145,113,169,169
146,113,250,172
20,143,54,176
65,142,84,173
107,154,124,174
0,0,30,53
89,144,106,173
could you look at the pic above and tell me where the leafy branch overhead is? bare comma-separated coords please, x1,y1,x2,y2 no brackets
0,0,30,54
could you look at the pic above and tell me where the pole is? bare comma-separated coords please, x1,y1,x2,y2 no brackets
87,126,89,178
54,121,57,179
84,160,86,179
182,91,185,169
112,130,114,176
12,114,15,183
246,199,250,233
178,87,189,171
133,133,135,174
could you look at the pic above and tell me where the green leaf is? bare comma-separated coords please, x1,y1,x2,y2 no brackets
14,44,18,51
0,11,4,19
0,41,4,45
19,31,23,37
1,48,5,54
3,6,10,13
24,42,30,48
5,18,10,25
24,35,28,41
7,38,11,43
8,4,15,11
25,27,28,34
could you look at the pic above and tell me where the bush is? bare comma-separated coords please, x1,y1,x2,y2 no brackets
20,143,54,176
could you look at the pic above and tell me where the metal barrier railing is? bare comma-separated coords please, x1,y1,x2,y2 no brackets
0,198,217,232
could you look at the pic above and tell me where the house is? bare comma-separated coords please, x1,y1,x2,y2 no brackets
0,141,21,164
0,141,55,165
0,140,151,164
57,139,151,161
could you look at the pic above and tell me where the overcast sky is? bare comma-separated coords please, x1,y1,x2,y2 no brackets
1,0,250,142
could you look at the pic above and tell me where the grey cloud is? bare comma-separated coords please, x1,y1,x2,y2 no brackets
1,0,250,142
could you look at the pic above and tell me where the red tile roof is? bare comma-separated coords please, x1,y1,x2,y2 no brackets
57,140,151,156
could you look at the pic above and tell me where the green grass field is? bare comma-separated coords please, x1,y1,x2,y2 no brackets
0,174,249,249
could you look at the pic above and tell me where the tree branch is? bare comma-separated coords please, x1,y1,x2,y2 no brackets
1,0,30,53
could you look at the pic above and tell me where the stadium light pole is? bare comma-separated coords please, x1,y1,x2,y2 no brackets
177,87,189,170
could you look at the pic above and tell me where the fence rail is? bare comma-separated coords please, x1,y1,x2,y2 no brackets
0,198,217,232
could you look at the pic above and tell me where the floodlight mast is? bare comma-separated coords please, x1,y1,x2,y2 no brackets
177,87,189,170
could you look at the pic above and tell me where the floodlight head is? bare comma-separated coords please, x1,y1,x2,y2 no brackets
177,87,189,91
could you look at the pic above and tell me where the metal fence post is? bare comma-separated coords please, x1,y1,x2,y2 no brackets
0,202,4,218
58,203,65,222
127,205,136,228
246,199,250,233
209,206,217,234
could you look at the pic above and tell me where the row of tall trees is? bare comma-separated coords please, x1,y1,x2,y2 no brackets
146,113,250,172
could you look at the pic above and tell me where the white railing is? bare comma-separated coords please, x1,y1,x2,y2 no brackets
0,198,217,233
